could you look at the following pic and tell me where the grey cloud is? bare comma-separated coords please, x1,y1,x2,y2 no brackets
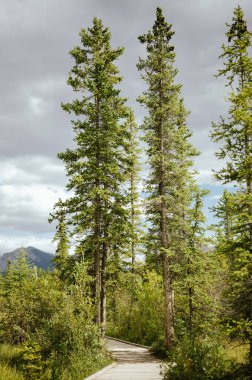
1,0,250,156
0,0,251,251
0,156,66,186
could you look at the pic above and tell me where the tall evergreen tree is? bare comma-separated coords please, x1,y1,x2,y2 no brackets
51,199,70,281
212,190,234,242
55,17,132,335
138,7,200,349
173,189,208,337
127,110,141,272
211,6,252,376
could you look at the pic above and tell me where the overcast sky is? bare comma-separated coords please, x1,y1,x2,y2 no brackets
0,0,251,254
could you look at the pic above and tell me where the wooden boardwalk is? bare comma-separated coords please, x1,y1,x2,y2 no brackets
86,337,163,380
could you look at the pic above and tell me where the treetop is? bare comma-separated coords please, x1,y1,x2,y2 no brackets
138,7,174,53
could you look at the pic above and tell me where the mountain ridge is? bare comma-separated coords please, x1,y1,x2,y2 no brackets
0,246,54,272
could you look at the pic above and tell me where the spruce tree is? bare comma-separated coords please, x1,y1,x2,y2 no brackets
211,6,252,375
4,248,36,295
55,17,132,335
138,7,200,349
51,199,70,281
212,190,234,242
127,110,141,272
174,189,208,337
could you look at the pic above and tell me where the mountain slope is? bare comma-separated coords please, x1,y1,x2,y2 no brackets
0,246,54,272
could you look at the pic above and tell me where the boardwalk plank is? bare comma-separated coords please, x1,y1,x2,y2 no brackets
89,338,163,380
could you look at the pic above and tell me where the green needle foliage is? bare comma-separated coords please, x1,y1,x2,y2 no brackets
51,200,70,281
53,17,134,334
0,254,108,380
127,109,142,271
211,5,252,377
211,6,252,186
137,7,204,350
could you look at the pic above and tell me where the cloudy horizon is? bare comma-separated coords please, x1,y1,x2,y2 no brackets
0,0,251,254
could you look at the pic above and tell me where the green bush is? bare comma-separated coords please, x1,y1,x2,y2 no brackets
38,299,109,379
0,258,109,380
107,271,164,347
163,336,232,380
13,341,48,380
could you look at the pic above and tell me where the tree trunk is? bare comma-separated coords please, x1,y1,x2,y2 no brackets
159,137,174,349
159,186,174,350
245,101,252,377
158,78,175,350
100,240,108,337
161,251,175,349
160,199,175,349
248,176,252,380
101,193,108,337
94,244,101,324
188,284,193,338
94,185,101,325
130,116,137,274
131,170,136,273
94,97,101,325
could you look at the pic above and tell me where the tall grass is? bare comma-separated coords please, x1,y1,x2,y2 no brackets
0,342,110,380
0,364,24,380
61,347,111,380
0,344,24,380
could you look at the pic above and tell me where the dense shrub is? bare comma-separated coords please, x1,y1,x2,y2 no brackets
107,270,165,348
163,336,233,380
0,256,109,379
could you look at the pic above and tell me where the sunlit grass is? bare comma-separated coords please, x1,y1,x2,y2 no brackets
61,351,111,380
0,343,21,362
0,343,24,380
0,363,24,380
225,340,249,364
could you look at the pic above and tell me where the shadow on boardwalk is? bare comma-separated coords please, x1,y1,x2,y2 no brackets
85,337,163,380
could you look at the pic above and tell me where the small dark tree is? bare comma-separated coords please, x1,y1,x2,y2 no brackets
51,199,70,281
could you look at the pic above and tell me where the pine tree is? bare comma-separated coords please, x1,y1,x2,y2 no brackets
55,17,132,336
138,7,200,350
127,110,141,272
181,189,209,338
211,6,252,375
4,248,36,295
212,190,234,242
51,199,70,281
166,102,210,341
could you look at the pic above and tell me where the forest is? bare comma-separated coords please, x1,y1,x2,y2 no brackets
0,5,251,380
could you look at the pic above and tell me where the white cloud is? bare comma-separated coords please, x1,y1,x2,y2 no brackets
29,96,45,114
0,184,66,215
0,156,69,236
195,169,215,185
0,233,55,254
0,233,77,256
211,194,221,200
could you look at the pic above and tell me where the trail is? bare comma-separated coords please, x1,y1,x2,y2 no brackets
86,337,163,380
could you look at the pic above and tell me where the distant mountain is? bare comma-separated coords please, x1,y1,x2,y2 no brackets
0,246,54,272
